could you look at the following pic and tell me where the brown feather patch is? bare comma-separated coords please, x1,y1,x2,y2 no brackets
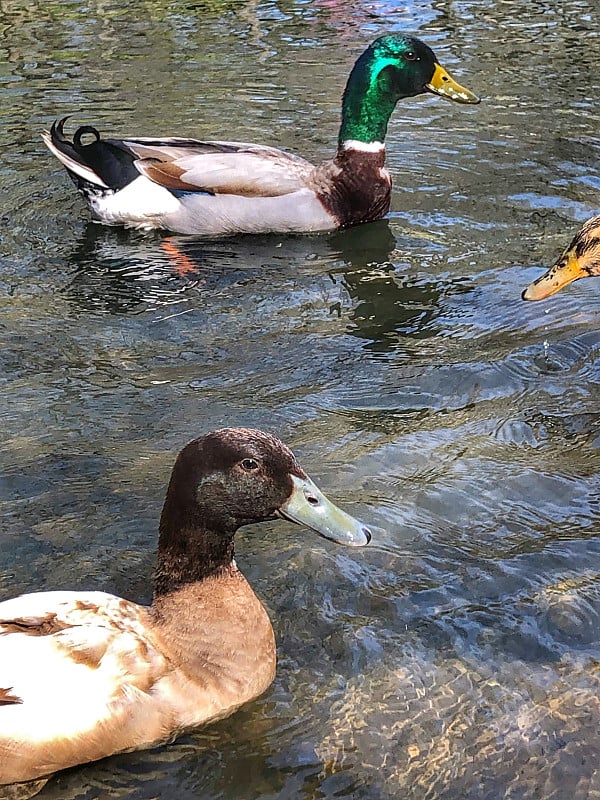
135,158,202,192
135,156,296,198
312,147,391,228
0,687,23,705
0,614,70,636
57,638,106,669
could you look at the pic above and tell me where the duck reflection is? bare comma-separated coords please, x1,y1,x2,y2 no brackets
63,224,248,314
327,221,474,350
62,221,394,314
63,221,473,347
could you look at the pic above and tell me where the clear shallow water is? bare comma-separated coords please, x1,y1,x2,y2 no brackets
1,0,599,798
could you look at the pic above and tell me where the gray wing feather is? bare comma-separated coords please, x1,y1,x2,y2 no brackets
122,139,315,197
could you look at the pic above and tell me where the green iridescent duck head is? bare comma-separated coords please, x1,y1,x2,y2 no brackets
339,34,480,146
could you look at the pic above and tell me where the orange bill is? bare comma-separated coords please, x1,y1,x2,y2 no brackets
522,252,587,301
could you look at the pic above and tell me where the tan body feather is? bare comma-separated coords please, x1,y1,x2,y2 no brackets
0,569,275,784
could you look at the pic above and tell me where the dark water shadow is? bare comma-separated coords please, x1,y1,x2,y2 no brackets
327,223,475,351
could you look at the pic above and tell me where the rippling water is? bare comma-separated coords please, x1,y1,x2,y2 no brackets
1,0,599,798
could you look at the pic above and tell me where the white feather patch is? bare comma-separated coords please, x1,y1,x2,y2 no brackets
0,592,165,761
41,132,109,189
341,139,385,153
89,176,182,227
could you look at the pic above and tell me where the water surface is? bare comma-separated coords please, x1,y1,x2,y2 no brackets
0,1,599,798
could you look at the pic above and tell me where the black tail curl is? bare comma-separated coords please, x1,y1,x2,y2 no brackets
72,125,101,148
49,117,139,191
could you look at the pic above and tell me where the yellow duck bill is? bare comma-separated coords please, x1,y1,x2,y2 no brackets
278,474,371,547
522,253,588,301
426,62,480,104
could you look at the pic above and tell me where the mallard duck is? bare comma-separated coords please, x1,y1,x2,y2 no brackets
42,34,479,236
522,214,600,300
0,428,370,787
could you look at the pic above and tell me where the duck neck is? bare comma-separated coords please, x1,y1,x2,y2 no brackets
338,49,401,148
153,500,236,598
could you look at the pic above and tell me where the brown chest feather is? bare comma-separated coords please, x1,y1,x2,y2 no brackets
313,148,391,228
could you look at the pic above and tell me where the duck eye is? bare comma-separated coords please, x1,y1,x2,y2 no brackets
240,458,259,472
404,50,418,61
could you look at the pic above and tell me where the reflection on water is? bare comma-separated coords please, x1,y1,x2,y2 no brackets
0,0,599,798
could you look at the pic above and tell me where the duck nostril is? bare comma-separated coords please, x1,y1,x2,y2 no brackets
362,527,372,543
442,75,449,82
306,494,320,506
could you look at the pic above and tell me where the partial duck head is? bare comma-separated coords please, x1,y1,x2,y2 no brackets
340,33,479,147
154,428,371,596
523,214,600,300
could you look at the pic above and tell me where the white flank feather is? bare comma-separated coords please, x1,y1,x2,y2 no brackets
89,177,182,228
